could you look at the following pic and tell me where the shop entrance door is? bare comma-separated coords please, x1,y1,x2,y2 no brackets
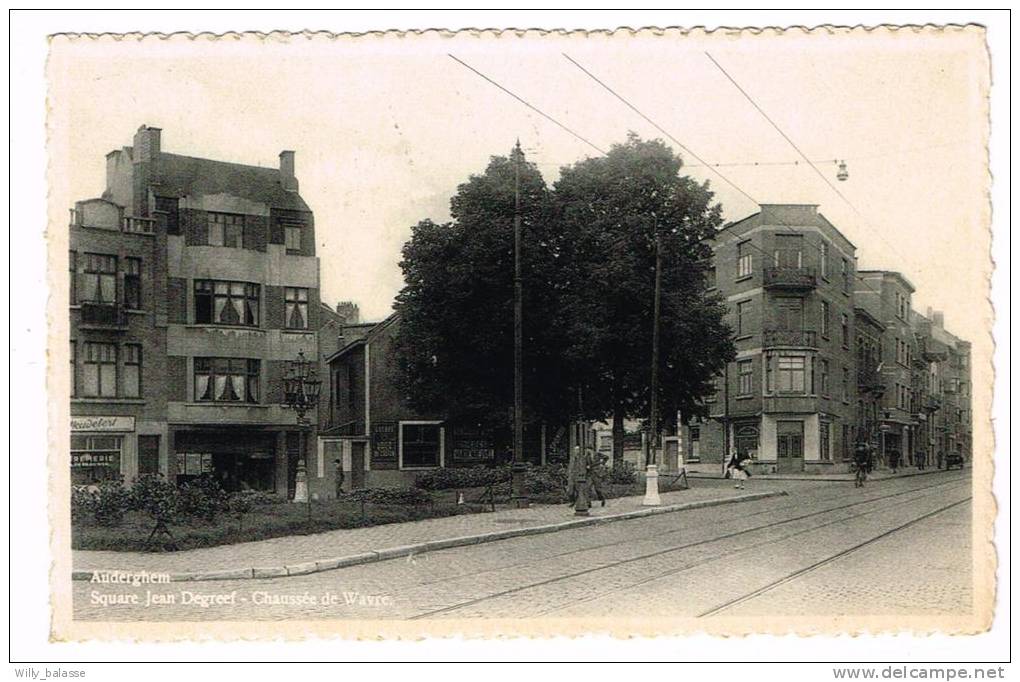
350,442,366,490
776,420,804,472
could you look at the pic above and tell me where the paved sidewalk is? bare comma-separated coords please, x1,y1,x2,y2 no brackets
686,464,954,482
73,479,788,580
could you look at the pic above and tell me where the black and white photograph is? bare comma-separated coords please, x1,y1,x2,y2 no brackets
10,12,1007,666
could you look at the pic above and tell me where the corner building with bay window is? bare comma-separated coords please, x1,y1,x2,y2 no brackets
69,125,335,499
684,204,859,473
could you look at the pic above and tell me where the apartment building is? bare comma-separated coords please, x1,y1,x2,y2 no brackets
685,204,859,474
854,270,922,464
69,125,334,499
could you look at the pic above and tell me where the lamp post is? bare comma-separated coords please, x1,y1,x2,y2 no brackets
510,140,529,509
282,350,322,504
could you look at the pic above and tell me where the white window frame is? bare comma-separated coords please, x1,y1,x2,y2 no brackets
398,420,445,471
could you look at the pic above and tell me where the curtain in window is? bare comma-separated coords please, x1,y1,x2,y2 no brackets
230,373,245,401
214,375,228,400
195,374,211,401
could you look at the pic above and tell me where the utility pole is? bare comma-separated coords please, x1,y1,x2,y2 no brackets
643,226,662,506
511,140,529,508
649,229,662,465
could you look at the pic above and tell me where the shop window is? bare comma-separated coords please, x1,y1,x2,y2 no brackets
123,344,142,398
207,212,244,248
737,241,753,278
737,359,753,395
194,357,260,403
81,253,117,304
82,342,117,397
194,280,260,326
776,356,806,393
285,287,309,329
401,422,442,469
71,434,122,485
124,257,142,310
734,423,759,460
285,225,302,253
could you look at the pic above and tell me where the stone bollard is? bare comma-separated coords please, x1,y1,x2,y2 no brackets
643,464,661,506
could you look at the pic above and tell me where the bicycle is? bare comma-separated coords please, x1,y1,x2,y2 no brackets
851,461,868,488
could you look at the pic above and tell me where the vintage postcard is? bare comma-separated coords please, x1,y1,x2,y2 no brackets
47,25,994,641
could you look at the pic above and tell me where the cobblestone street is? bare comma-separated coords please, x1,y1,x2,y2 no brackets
72,470,972,621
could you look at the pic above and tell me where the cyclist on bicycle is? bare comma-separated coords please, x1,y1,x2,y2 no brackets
852,443,872,488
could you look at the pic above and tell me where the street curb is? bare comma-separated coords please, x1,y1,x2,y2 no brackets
72,490,787,583
687,467,951,483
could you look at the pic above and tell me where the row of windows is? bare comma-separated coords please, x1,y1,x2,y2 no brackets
894,337,913,366
727,355,852,400
192,280,310,329
200,212,304,253
70,341,142,399
688,419,851,462
732,296,850,348
69,252,143,309
732,239,852,290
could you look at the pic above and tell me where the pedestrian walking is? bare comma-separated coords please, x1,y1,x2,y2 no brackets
888,448,900,474
727,452,751,490
586,448,607,507
937,450,945,470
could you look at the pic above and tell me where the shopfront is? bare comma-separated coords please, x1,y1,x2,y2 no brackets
172,428,280,493
70,415,136,485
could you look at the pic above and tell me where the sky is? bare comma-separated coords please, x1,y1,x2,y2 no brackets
48,27,989,341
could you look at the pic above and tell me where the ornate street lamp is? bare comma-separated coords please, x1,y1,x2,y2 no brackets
282,350,322,504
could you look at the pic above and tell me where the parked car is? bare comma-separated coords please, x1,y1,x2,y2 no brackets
944,452,965,470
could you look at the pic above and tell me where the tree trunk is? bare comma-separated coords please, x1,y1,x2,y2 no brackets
612,400,625,467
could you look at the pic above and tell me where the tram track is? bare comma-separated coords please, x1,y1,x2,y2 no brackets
408,477,970,619
698,496,970,617
400,475,969,594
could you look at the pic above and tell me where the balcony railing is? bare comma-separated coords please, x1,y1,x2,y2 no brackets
79,301,126,328
69,208,156,235
857,367,886,395
763,266,817,289
122,216,156,234
763,329,818,348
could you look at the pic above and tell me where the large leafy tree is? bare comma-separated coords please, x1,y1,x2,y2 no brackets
393,149,575,433
554,134,735,463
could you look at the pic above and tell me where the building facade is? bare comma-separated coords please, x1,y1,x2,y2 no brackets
682,206,973,475
70,125,334,499
319,314,561,489
686,204,859,473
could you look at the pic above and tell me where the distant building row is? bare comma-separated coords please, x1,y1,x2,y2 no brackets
681,204,972,474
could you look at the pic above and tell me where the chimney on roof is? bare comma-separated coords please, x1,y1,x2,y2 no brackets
132,125,161,163
279,150,298,192
933,311,944,329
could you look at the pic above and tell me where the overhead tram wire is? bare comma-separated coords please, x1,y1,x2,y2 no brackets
448,52,884,300
448,54,607,156
561,54,886,300
562,53,759,208
704,51,911,264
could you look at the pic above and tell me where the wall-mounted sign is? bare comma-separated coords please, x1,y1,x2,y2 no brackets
450,427,494,462
71,416,135,432
371,422,397,461
71,452,118,467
